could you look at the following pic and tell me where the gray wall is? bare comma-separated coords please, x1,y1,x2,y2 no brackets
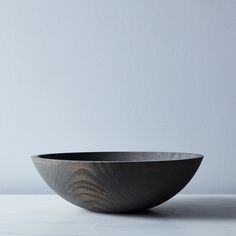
0,0,235,194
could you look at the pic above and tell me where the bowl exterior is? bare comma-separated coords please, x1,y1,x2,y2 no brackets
32,157,202,213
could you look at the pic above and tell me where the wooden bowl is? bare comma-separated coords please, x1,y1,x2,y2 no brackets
32,152,203,213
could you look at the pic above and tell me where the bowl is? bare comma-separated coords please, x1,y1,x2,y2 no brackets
32,152,203,213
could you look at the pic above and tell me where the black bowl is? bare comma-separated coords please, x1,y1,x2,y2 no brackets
32,152,203,213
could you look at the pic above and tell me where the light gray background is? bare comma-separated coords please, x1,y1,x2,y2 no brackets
0,0,235,194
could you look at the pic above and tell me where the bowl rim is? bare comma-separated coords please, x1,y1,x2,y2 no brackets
31,151,204,163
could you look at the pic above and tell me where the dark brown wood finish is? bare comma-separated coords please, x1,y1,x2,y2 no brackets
32,152,203,213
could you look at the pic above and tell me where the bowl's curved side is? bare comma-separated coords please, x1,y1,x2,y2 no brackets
31,157,203,213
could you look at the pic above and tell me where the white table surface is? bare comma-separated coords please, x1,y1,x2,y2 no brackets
0,194,235,236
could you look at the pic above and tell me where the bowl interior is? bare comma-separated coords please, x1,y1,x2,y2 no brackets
36,152,203,162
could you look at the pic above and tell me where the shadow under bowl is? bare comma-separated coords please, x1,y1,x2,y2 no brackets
31,151,203,213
